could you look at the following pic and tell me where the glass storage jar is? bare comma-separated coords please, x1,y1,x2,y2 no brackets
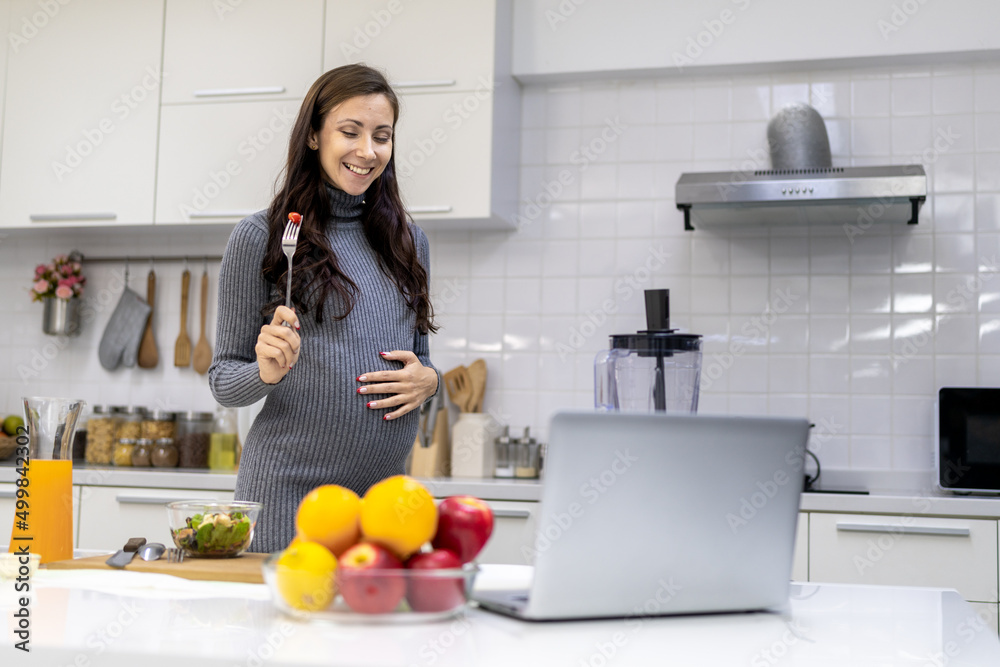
85,405,114,465
176,411,213,468
112,438,136,466
151,438,179,468
114,406,146,442
209,407,239,472
141,410,176,441
514,427,540,479
132,438,153,467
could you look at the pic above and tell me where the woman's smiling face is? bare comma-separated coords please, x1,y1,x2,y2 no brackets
311,93,395,195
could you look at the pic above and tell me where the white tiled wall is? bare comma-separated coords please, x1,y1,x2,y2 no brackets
2,60,999,479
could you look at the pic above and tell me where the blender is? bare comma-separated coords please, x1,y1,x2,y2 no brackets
594,290,702,413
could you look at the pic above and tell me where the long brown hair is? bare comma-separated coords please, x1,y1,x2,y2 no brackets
261,64,436,333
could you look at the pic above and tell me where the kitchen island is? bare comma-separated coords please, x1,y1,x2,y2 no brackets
1,565,998,666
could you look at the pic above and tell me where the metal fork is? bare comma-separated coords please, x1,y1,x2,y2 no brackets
167,548,185,564
281,213,302,327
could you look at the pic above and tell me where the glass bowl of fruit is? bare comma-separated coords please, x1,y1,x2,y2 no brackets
262,543,479,623
166,500,262,558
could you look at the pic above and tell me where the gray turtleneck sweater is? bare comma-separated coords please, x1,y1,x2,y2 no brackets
209,186,436,553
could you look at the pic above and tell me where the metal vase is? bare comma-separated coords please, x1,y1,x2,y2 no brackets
42,297,81,336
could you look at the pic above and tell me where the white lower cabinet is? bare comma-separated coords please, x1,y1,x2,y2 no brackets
968,602,1000,636
0,482,81,550
809,513,999,604
792,512,808,581
77,485,233,552
475,499,538,565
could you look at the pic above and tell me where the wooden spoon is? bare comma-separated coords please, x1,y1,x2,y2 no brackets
137,269,158,368
192,270,213,375
467,358,487,413
174,269,191,367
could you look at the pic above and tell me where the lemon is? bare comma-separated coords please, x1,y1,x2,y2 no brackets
274,541,338,612
2,416,23,436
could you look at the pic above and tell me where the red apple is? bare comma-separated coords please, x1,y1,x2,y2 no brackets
405,549,465,613
431,496,494,564
337,543,405,614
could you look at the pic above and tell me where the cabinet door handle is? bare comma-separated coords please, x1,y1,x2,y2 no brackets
492,509,531,519
30,212,117,222
0,490,15,499
192,86,286,98
115,494,210,505
187,210,256,220
393,79,456,89
836,522,971,537
408,206,453,214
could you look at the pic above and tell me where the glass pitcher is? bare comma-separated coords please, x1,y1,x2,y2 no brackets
8,396,85,564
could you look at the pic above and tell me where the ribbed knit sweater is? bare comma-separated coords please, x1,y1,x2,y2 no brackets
208,185,436,553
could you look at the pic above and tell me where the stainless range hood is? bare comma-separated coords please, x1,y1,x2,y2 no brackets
675,164,927,231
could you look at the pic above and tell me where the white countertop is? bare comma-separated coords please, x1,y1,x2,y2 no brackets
2,566,998,666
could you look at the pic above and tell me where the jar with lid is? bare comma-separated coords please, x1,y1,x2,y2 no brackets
132,438,153,467
141,410,176,441
176,411,213,468
209,407,239,472
85,405,114,465
514,427,540,479
493,425,514,478
114,406,146,442
151,438,179,468
72,405,89,461
112,438,136,466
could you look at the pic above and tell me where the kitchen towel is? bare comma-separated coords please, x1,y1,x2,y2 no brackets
98,288,151,370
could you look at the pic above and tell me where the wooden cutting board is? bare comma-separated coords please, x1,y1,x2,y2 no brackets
44,552,267,584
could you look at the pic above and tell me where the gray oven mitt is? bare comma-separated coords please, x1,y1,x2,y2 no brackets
99,288,151,370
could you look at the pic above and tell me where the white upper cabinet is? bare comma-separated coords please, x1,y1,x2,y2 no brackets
155,99,299,223
324,1,495,93
161,0,324,105
0,0,164,228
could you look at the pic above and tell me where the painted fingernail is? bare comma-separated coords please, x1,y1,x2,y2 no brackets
295,322,300,330
383,414,391,421
289,364,294,369
357,387,367,394
357,375,367,382
367,401,376,408
379,351,389,357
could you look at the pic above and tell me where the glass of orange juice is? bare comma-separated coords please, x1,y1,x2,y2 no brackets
8,397,84,564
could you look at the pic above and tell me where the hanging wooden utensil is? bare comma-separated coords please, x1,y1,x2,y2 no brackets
174,269,191,367
467,358,487,413
192,270,213,374
137,268,158,368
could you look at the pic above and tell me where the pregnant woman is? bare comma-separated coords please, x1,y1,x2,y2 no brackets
209,64,439,553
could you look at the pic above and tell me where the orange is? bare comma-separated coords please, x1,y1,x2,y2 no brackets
274,541,338,612
295,485,361,557
359,475,437,559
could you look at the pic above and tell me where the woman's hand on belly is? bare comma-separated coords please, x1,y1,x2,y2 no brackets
356,350,439,420
257,305,301,384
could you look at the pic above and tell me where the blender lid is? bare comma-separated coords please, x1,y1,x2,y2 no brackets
610,331,702,352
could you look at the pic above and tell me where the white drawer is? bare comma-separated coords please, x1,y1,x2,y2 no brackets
475,500,538,566
77,486,233,552
792,512,808,582
809,513,998,603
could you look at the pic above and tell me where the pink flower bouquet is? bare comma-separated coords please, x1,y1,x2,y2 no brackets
32,254,86,302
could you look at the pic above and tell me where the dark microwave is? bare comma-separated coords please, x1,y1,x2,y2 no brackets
937,387,1000,494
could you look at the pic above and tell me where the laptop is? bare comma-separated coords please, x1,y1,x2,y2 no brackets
473,410,810,621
